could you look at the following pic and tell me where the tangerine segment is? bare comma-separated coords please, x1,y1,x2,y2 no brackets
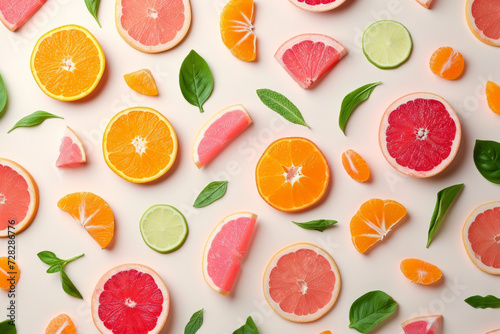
0,257,19,289
103,107,178,183
429,47,464,80
350,199,407,254
400,258,442,285
256,138,330,212
124,69,158,96
342,149,370,182
486,81,500,115
220,0,256,61
45,314,76,334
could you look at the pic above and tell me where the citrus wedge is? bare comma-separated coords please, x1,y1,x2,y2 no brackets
56,126,86,168
0,0,47,31
486,81,500,115
0,257,19,289
342,149,370,182
220,0,256,61
124,69,158,96
401,315,442,334
288,0,348,12
400,258,442,285
45,314,76,334
416,0,433,8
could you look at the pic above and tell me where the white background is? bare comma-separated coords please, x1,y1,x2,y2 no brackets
0,0,499,333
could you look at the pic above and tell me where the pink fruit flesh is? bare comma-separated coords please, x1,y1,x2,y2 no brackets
297,0,336,4
0,0,46,31
403,320,438,334
471,0,500,39
468,207,500,269
0,165,30,230
56,137,84,167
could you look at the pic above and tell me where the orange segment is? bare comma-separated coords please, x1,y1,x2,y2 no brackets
400,258,442,285
45,314,76,334
124,69,158,96
57,192,114,248
429,47,464,80
320,332,333,334
220,0,256,61
256,137,330,212
342,149,370,182
350,199,407,254
0,257,19,289
486,81,500,115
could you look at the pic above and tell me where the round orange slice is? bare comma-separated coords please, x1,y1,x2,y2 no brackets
400,258,443,285
220,0,256,61
45,314,76,334
429,47,465,80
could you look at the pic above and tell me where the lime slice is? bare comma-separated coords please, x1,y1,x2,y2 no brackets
362,20,412,69
140,204,188,253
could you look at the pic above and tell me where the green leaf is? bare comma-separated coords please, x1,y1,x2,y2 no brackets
193,181,228,208
60,270,83,299
84,0,101,27
256,88,310,128
465,295,500,309
0,74,7,117
8,111,63,133
184,309,204,334
46,263,64,274
233,316,258,334
179,50,214,113
0,319,16,334
426,183,464,248
349,290,398,333
474,140,500,184
292,219,337,232
339,82,381,134
37,251,63,265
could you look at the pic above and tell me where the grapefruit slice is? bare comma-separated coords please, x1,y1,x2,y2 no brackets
379,93,461,178
56,126,86,168
416,0,433,8
92,263,169,334
45,314,76,334
466,0,500,46
0,158,38,237
275,34,347,89
115,0,191,53
193,105,252,168
0,0,47,31
263,243,341,323
401,315,442,334
288,0,348,12
202,212,257,296
463,201,500,275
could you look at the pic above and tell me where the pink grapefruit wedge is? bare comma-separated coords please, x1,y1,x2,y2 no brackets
56,126,86,168
401,315,442,334
202,212,257,296
263,243,341,323
416,0,433,8
466,0,500,46
463,201,500,275
0,0,47,32
288,0,348,12
115,0,191,53
92,264,169,334
379,93,461,178
193,105,252,168
0,158,38,237
275,34,347,89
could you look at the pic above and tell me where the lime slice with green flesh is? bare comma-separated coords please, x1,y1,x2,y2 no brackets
140,204,188,253
362,20,412,69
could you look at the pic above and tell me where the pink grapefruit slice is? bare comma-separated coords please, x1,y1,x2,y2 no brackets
115,0,191,53
379,93,461,178
263,243,341,323
275,34,347,89
463,201,500,275
0,0,47,32
56,126,86,168
401,315,442,334
202,212,257,296
288,0,348,12
92,263,169,334
193,105,252,168
416,0,433,8
466,0,500,46
0,158,38,237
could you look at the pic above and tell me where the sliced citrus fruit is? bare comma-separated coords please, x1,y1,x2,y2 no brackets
463,201,500,275
487,330,500,334
486,81,500,115
379,93,461,178
31,25,105,101
288,0,347,12
0,0,47,31
429,47,464,80
256,137,330,212
466,0,500,46
45,314,76,334
92,263,169,334
416,0,433,8
0,158,38,237
193,104,252,168
342,149,370,182
202,212,257,296
320,331,333,334
401,315,442,334
124,69,158,96
275,33,347,89
115,0,191,53
57,192,114,249
0,257,19,289
400,258,442,285
103,107,178,183
220,0,256,61
263,243,341,323
350,198,407,254
56,126,86,168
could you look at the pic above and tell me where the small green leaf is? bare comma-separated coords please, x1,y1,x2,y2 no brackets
426,183,464,248
233,316,258,334
37,251,62,265
0,74,7,117
349,290,398,333
0,319,16,334
292,219,337,232
193,181,228,208
179,50,214,113
84,0,101,27
46,263,64,274
8,111,63,133
256,89,310,128
60,270,83,299
184,309,204,334
465,295,500,309
38,251,84,298
339,82,381,134
474,140,500,184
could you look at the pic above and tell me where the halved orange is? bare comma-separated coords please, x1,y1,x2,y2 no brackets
342,149,370,182
400,258,442,285
45,314,76,334
0,257,19,289
255,137,330,212
103,107,178,183
124,69,158,96
429,47,464,80
486,81,500,115
220,0,256,61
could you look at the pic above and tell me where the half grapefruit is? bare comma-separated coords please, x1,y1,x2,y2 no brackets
56,126,86,168
0,0,47,31
401,315,442,334
466,0,500,46
288,0,348,12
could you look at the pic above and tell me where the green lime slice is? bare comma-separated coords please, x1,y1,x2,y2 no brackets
140,204,188,253
362,20,412,69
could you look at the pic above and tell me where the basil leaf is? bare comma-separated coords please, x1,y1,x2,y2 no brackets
60,270,83,299
84,0,101,27
349,290,398,333
37,251,63,265
46,263,64,274
465,295,500,309
0,74,7,117
193,181,228,208
292,219,337,232
233,316,258,334
184,308,203,334
426,183,464,248
339,82,381,134
474,140,500,184
256,89,310,128
0,319,16,334
8,111,63,133
179,50,214,113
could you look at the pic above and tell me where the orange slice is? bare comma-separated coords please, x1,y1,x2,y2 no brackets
429,47,464,80
486,81,500,115
124,69,158,96
45,314,76,334
400,258,442,285
342,149,370,182
0,257,19,290
220,0,256,61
